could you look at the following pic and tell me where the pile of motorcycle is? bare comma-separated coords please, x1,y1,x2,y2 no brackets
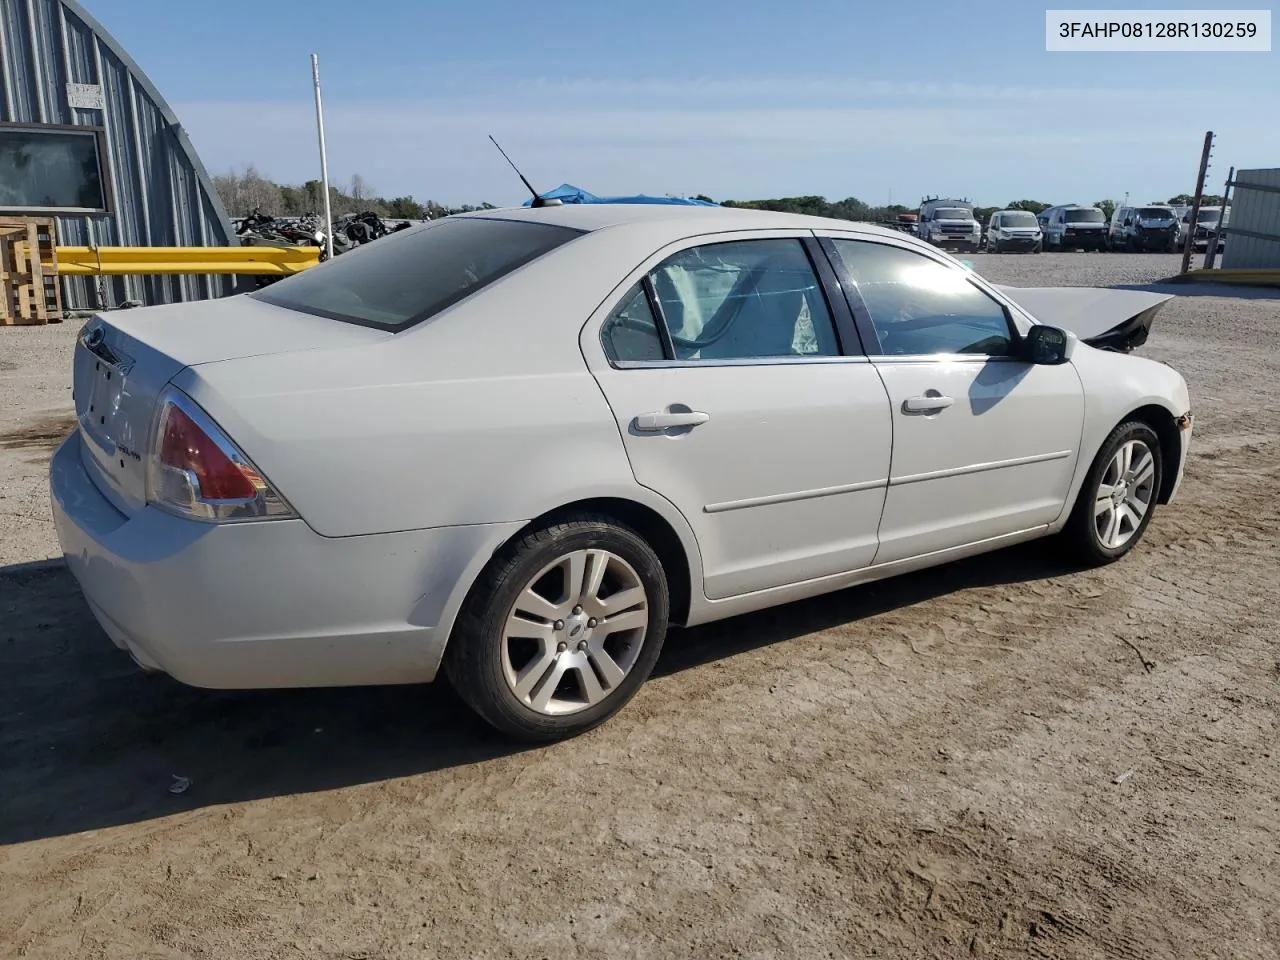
234,209,413,286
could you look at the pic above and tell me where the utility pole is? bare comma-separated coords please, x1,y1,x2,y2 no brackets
1180,130,1214,275
311,54,335,261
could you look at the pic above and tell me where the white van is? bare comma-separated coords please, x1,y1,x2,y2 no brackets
984,210,1043,253
1040,205,1109,251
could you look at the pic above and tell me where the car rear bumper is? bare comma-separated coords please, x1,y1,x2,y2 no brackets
49,432,522,689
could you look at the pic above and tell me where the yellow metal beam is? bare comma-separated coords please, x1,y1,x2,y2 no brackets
1181,268,1280,287
43,245,321,276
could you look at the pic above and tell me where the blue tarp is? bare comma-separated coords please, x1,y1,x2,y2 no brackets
522,183,718,207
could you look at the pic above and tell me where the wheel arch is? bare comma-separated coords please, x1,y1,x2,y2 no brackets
1054,395,1186,533
1124,403,1182,504
426,491,703,677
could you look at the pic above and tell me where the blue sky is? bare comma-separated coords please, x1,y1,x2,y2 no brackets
92,0,1277,207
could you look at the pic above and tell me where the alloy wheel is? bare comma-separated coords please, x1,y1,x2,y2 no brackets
501,549,649,716
1094,439,1157,549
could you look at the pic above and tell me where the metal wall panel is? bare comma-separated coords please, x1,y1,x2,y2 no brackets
1221,168,1280,270
0,0,237,310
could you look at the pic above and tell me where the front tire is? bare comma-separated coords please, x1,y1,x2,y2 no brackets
444,514,670,741
1061,421,1163,565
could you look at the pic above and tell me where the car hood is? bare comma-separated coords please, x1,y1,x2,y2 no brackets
994,286,1174,352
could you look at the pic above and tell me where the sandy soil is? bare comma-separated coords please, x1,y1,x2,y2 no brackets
1,253,1277,959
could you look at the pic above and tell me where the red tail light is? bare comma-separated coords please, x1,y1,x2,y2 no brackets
159,405,259,500
147,387,294,522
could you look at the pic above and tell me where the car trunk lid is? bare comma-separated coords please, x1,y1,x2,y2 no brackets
72,296,389,516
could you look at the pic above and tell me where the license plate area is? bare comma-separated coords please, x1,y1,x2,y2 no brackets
74,336,150,512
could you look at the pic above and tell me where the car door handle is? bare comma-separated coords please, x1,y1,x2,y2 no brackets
634,411,711,432
903,394,954,413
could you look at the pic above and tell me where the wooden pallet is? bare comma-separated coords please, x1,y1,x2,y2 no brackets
0,218,63,325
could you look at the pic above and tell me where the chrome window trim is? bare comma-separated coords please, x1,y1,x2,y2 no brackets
612,354,873,370
866,353,1026,365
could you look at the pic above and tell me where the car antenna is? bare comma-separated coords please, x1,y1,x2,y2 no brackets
488,135,561,207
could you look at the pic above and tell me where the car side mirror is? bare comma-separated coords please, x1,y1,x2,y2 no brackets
1023,325,1076,365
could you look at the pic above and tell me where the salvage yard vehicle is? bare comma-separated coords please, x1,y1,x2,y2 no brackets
1182,205,1228,252
918,197,982,252
984,210,1043,253
1108,204,1181,252
50,205,1193,741
1041,204,1109,251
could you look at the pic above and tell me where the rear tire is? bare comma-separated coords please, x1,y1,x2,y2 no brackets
444,513,670,742
1061,421,1163,566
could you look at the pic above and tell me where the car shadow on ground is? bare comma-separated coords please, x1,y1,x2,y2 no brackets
0,541,1080,845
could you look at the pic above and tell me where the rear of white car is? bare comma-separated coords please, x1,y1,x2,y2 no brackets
51,306,523,689
49,219,594,689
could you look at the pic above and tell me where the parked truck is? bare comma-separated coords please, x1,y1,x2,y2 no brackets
917,197,982,252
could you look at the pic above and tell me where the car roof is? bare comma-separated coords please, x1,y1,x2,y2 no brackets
453,203,910,242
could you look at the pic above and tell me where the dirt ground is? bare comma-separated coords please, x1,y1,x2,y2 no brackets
1,253,1277,960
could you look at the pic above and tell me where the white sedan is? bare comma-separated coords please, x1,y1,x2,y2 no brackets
50,204,1193,740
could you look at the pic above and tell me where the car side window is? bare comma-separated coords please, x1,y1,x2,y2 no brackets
601,284,667,363
830,239,1016,357
647,239,839,361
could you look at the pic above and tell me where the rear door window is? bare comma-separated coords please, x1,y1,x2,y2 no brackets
647,239,840,361
253,217,581,330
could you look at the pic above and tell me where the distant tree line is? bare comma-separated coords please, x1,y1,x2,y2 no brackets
212,171,1227,227
211,165,496,220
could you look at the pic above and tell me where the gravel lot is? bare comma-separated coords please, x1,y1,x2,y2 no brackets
2,252,1278,959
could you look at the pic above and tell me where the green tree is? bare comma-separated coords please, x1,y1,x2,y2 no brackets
1166,193,1225,207
1006,199,1051,215
386,196,425,219
1094,199,1117,220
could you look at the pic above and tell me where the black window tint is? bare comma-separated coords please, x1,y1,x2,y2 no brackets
648,239,838,361
602,285,666,362
832,239,1015,357
252,217,580,331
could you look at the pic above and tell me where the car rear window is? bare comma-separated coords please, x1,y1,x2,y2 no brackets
251,216,582,331
1138,207,1174,219
1064,209,1105,223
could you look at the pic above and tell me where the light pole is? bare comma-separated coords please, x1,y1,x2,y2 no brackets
311,54,334,261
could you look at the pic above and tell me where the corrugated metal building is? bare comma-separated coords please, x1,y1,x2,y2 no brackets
1221,168,1280,270
0,0,235,310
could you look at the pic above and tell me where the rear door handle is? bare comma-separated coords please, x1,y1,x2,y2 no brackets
903,394,954,413
634,411,710,432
